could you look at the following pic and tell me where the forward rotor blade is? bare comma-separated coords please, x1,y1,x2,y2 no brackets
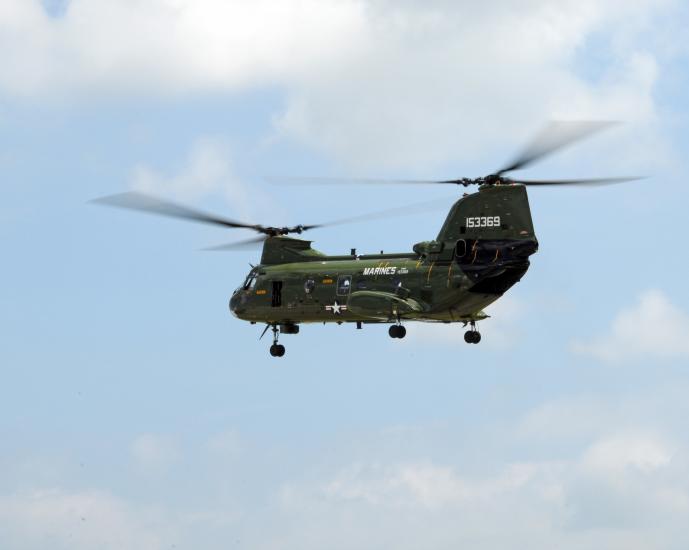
202,235,268,251
512,176,644,187
497,121,618,175
202,197,454,250
293,224,323,232
92,192,264,232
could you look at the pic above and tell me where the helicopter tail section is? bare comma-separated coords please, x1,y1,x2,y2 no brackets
436,184,536,243
436,184,539,296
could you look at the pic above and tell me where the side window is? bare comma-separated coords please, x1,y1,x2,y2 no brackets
337,275,352,296
304,279,315,294
455,239,467,259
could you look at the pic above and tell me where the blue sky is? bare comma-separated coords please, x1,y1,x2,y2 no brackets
1,1,689,549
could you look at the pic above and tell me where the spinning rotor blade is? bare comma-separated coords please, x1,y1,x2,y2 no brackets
271,121,625,188
202,197,454,251
92,192,264,232
269,176,462,186
316,196,455,227
511,176,644,187
94,190,456,252
496,121,618,176
202,236,268,251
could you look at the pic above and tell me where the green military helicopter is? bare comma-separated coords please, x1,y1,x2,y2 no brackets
95,122,639,356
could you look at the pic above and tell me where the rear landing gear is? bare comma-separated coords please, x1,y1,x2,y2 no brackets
464,321,481,344
389,324,406,339
464,331,481,344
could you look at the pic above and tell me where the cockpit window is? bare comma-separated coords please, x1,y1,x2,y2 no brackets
243,272,258,290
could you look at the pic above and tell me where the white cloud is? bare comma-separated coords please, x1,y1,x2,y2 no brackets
273,0,673,168
570,289,689,363
129,136,276,222
0,0,366,96
319,460,543,509
206,429,243,459
0,489,176,550
273,433,688,550
130,138,235,201
0,0,680,168
130,433,180,474
261,388,689,549
581,433,672,475
4,400,689,550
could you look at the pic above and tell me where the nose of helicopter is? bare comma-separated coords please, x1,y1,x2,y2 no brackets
229,292,241,317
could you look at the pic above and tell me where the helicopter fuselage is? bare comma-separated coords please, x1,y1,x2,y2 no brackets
230,184,538,333
229,242,536,326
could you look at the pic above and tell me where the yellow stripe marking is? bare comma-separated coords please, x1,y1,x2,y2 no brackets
427,261,435,283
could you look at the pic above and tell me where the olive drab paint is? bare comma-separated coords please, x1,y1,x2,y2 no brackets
436,184,535,242
229,184,539,327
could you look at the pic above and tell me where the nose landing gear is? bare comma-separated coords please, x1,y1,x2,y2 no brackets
270,343,285,357
266,324,285,357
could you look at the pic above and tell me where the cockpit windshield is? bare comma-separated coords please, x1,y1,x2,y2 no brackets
243,270,258,290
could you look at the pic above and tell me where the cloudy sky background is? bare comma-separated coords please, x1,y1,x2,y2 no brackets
1,0,689,548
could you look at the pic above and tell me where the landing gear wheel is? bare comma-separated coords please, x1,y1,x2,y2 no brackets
464,330,481,344
389,325,406,339
268,324,286,357
270,344,286,357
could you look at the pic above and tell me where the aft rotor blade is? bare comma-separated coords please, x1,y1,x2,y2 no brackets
92,192,264,232
316,196,455,228
512,176,644,187
269,176,465,186
497,121,618,176
202,235,268,251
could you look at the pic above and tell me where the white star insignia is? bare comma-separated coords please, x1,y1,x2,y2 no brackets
325,300,347,315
